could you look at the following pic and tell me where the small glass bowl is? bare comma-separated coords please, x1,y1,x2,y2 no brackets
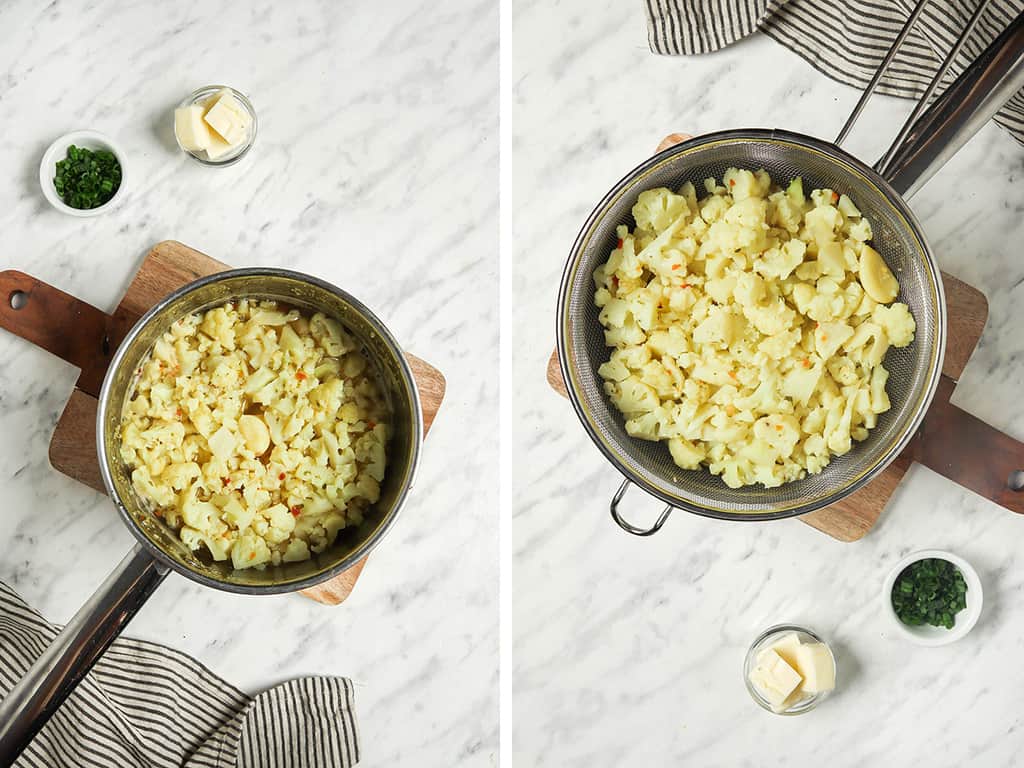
174,85,257,167
743,624,836,716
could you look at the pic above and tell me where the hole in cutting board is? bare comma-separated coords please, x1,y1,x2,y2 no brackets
1009,470,1024,492
9,291,27,310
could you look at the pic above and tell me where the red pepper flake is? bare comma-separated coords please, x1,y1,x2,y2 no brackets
616,238,624,249
802,359,812,369
681,283,690,289
611,275,619,287
296,371,307,381
249,552,256,560
832,191,839,204
367,420,376,429
222,476,230,486
290,505,302,517
278,472,286,481
728,370,737,379
671,264,681,271
175,408,183,418
729,179,736,186
153,509,163,518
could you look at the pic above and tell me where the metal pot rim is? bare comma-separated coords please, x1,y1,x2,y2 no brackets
96,266,423,593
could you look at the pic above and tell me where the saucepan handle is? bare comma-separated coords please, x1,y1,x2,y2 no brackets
610,478,674,536
0,544,169,762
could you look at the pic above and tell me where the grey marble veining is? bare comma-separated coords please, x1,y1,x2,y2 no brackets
510,2,1024,765
0,1,497,765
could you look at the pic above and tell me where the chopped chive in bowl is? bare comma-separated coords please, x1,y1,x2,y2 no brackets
53,144,122,210
891,557,968,630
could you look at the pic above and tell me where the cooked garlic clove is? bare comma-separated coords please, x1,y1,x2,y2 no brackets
239,414,271,455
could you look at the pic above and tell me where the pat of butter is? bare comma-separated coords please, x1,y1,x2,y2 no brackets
203,90,250,146
764,631,802,669
749,648,802,709
174,104,213,152
792,643,835,693
204,131,237,161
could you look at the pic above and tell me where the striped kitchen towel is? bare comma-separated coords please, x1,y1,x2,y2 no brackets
644,0,1024,143
0,582,360,767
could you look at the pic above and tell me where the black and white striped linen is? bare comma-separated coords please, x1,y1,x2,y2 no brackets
0,582,359,767
644,0,1024,144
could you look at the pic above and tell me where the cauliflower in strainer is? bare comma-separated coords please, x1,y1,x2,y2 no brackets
594,168,915,489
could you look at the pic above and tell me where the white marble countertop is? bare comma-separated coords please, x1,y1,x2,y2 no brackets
0,2,497,765
510,2,1024,766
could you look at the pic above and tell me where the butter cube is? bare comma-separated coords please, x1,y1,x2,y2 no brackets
749,648,802,709
174,104,213,151
203,90,249,145
792,643,835,693
764,632,802,669
204,131,237,161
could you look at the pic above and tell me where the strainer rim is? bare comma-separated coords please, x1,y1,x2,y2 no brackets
556,128,946,521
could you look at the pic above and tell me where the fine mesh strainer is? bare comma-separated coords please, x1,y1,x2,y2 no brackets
557,5,1024,534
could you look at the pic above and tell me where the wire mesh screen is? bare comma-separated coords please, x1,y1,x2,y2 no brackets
560,131,944,519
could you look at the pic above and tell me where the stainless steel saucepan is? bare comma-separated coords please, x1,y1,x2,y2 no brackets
557,6,1024,535
0,268,423,760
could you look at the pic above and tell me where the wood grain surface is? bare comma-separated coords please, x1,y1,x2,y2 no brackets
0,241,446,605
0,270,113,396
908,376,1024,515
547,272,998,542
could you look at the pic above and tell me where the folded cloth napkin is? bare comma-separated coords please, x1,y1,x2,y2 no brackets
0,582,359,767
644,0,1024,144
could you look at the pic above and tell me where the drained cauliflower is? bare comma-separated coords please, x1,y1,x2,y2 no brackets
594,168,915,489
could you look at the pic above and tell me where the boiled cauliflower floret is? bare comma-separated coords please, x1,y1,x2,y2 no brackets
593,169,916,488
872,302,916,347
119,299,391,570
633,188,691,234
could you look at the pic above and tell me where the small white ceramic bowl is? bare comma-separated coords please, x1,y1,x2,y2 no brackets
883,549,983,646
39,130,127,217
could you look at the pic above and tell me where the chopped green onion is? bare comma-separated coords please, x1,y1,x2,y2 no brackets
891,558,968,630
52,144,121,210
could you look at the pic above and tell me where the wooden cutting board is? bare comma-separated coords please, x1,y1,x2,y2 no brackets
0,241,446,605
549,271,1024,541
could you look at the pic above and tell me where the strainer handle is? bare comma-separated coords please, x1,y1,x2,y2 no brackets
880,9,1024,197
610,479,674,536
834,0,931,146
